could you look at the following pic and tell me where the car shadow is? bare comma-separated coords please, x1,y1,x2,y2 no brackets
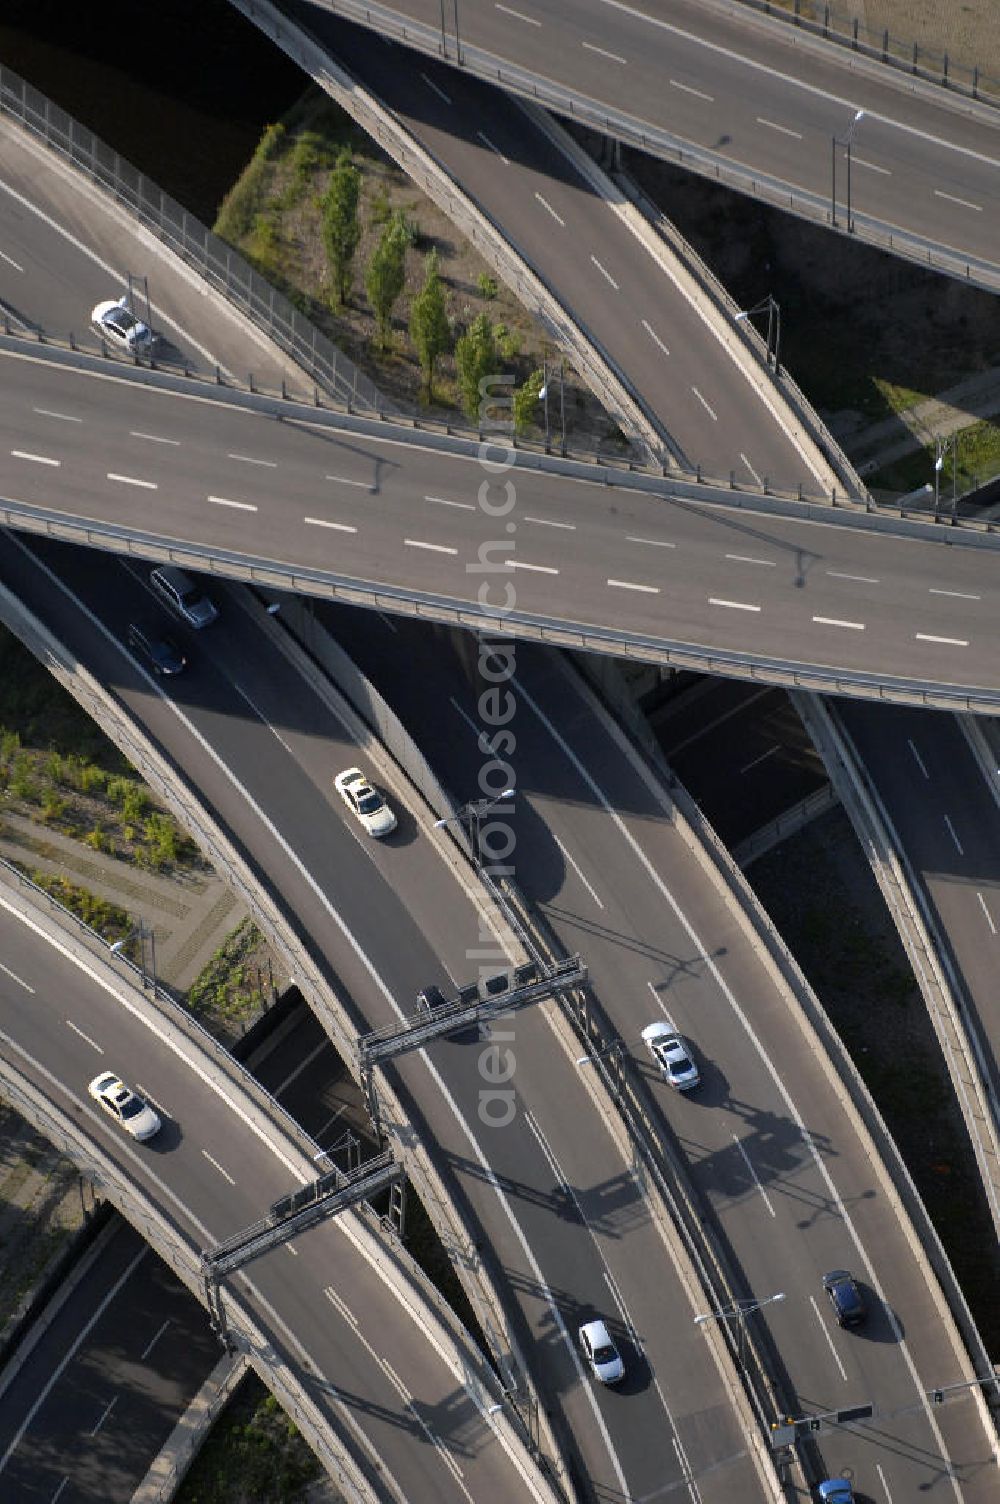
146,1118,181,1153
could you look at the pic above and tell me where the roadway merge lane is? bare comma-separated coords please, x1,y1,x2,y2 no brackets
315,606,997,1500
1,350,999,704
0,536,770,1502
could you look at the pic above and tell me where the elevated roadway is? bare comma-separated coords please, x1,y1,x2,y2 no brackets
0,535,771,1502
2,346,1000,708
0,887,548,1504
309,601,998,1501
297,0,1000,286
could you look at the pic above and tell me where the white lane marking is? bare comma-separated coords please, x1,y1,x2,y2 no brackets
944,815,964,855
227,452,277,468
739,744,780,775
725,553,775,567
626,534,676,548
929,587,980,600
852,156,890,175
325,473,371,489
0,248,24,271
582,40,627,63
495,1,540,22
552,834,604,909
647,979,674,1027
140,1318,171,1361
875,1462,894,1503
504,559,559,574
709,597,760,612
934,188,982,211
208,495,257,512
449,695,481,739
733,1133,776,1217
426,493,475,510
33,407,81,423
827,570,880,583
534,192,565,226
274,1039,329,1100
590,255,620,290
740,451,762,485
691,386,717,420
11,450,60,466
669,77,713,102
66,1020,103,1052
757,116,802,139
812,615,865,630
130,430,180,445
376,612,398,634
809,1296,849,1382
50,1478,69,1503
201,1150,236,1186
524,514,576,530
915,632,968,646
0,961,34,992
476,131,510,165
107,473,156,489
0,1243,146,1472
511,587,965,1487
667,687,772,757
420,71,452,104
907,739,930,779
977,892,996,935
607,578,659,593
285,1243,298,1257
314,1103,348,1140
303,516,357,532
11,545,617,1498
404,538,458,555
89,1395,118,1437
641,318,670,357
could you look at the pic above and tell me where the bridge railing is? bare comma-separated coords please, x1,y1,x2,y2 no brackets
0,63,385,415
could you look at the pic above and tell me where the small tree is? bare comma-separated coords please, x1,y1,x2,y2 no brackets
409,251,451,402
455,314,500,419
322,149,361,308
513,368,545,433
365,211,409,350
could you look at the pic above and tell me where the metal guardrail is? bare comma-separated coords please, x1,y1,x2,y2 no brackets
734,0,1000,109
293,0,1000,295
0,62,385,415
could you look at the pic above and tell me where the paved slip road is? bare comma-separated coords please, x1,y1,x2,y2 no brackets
0,534,768,1503
0,114,310,394
2,350,999,704
299,0,1000,283
0,897,535,1504
0,1004,370,1504
834,700,1000,1115
284,7,827,493
319,602,998,1502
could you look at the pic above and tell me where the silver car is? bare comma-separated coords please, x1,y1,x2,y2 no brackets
149,566,218,629
91,296,154,353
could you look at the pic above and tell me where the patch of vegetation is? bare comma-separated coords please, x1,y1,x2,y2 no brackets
174,1374,321,1504
12,864,130,940
188,919,273,1030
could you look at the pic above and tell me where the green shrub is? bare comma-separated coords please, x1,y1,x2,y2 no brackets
477,273,498,300
144,813,180,869
368,183,391,227
84,825,107,852
1,728,21,763
44,750,64,783
10,754,37,802
79,763,107,795
40,789,67,824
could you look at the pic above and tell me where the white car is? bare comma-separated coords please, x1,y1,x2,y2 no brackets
91,296,154,353
334,767,397,837
88,1072,161,1141
579,1319,624,1385
641,1021,700,1090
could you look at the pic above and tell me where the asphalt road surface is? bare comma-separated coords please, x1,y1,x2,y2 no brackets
300,0,1000,282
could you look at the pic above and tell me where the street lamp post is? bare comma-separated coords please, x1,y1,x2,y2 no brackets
434,787,515,868
110,920,158,998
734,295,781,375
831,108,865,231
693,1291,785,1372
